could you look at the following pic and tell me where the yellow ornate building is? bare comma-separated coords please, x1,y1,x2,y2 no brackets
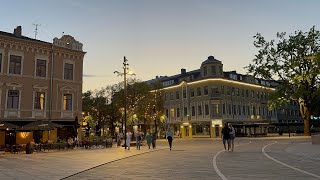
0,26,85,145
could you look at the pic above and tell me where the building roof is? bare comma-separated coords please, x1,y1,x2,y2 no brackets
201,56,221,66
0,30,51,45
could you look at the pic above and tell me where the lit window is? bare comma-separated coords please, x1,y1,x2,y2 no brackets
63,94,72,111
34,92,45,110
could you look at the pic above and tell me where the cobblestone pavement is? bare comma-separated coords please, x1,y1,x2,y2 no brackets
1,137,319,180
65,137,320,180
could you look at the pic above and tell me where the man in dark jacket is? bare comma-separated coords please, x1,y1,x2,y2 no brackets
221,123,231,151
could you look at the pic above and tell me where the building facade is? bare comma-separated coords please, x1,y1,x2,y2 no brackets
0,26,85,145
147,56,302,138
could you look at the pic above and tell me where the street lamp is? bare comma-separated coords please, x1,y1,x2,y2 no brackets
114,56,135,149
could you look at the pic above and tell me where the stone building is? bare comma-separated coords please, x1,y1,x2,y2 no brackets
146,56,302,138
0,26,85,145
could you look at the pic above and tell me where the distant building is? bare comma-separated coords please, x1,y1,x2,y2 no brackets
146,56,302,138
0,26,85,145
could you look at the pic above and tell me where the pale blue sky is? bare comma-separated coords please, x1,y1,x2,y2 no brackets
1,0,320,92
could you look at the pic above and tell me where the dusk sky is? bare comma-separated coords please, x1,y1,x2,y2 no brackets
1,0,320,92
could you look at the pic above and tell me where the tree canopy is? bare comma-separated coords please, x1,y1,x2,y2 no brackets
247,26,320,136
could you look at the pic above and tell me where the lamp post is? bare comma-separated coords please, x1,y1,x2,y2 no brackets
114,56,135,149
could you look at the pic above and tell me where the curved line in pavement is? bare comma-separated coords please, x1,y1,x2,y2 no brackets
60,148,165,180
262,142,320,179
213,141,251,180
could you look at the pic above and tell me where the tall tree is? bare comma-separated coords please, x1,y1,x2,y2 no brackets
247,26,320,136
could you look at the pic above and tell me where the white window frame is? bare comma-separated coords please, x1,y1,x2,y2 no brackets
4,84,22,118
7,50,24,76
63,59,75,81
34,54,49,79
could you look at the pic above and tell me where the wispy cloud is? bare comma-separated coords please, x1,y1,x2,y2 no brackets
83,74,100,77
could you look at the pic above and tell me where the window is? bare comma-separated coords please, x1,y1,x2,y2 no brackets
238,105,241,115
170,93,174,100
63,94,72,111
0,53,2,73
166,109,169,117
253,106,256,115
233,105,236,115
198,105,202,115
183,89,186,98
257,91,260,99
212,104,219,115
176,91,180,99
204,86,208,95
7,90,19,109
197,88,201,96
236,88,239,96
34,92,45,110
9,55,21,74
203,67,207,76
231,88,235,96
246,90,249,97
221,86,225,94
251,90,255,98
243,106,246,115
170,108,175,118
36,59,46,77
192,106,195,116
165,93,169,101
64,63,73,80
184,107,188,116
222,104,226,114
211,66,216,75
219,66,223,75
228,104,232,115
177,107,180,117
190,89,195,97
241,89,244,97
227,87,230,95
205,104,209,115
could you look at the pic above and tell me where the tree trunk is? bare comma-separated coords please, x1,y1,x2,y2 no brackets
303,108,311,136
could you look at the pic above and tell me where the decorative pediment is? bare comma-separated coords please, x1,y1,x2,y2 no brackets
33,85,48,89
60,85,76,92
6,82,23,87
53,35,83,51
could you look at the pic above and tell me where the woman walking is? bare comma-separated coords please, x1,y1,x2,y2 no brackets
146,131,152,149
126,129,132,150
228,123,235,152
166,128,174,151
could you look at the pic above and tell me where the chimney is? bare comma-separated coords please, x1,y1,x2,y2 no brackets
181,68,186,74
13,26,22,36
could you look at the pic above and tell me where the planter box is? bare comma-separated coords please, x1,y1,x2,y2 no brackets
311,134,320,145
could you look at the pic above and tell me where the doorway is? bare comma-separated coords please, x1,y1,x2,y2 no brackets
215,125,220,137
185,127,189,137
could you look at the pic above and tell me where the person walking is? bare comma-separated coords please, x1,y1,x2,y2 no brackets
166,128,174,151
221,123,231,151
152,131,157,149
228,123,235,152
136,129,142,150
146,131,152,149
126,129,132,150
